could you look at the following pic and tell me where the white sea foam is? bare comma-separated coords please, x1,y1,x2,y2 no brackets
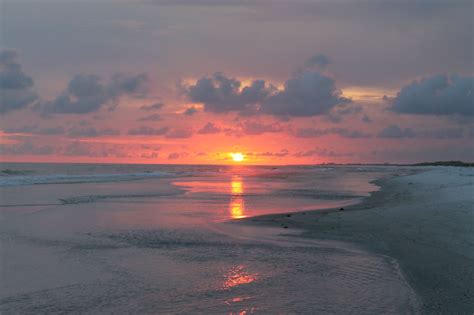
0,171,171,187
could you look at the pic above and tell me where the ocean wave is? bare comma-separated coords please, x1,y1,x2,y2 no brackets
0,169,35,176
0,171,172,187
59,191,183,204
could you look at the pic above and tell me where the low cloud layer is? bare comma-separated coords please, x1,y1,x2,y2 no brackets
138,114,162,121
140,102,164,111
294,127,370,138
197,122,221,134
67,126,120,138
378,125,467,139
3,125,64,135
128,126,169,136
377,125,416,139
0,141,54,155
165,128,193,139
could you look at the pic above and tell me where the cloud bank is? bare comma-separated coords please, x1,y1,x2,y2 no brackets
182,68,350,117
0,50,38,114
389,74,473,116
40,73,149,114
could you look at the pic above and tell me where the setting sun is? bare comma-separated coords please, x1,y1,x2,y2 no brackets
230,152,245,162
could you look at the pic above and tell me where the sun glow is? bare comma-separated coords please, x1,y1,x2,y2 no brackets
230,152,245,162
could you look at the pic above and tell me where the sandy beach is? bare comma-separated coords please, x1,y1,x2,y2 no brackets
244,167,474,313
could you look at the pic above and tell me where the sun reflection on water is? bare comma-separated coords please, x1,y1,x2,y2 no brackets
224,178,257,313
229,176,246,219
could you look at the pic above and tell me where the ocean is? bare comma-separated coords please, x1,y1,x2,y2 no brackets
0,163,418,313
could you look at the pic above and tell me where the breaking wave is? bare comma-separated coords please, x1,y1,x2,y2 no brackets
0,171,172,187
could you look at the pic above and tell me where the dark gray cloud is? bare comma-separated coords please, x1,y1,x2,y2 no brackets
149,0,258,6
36,126,65,135
165,128,193,139
0,50,34,89
418,128,464,139
62,142,93,157
362,114,372,123
183,70,349,117
183,106,198,116
61,141,128,157
3,124,121,138
3,0,471,99
59,141,158,158
168,152,188,160
377,125,416,138
197,122,221,134
138,113,162,121
41,73,149,114
67,126,120,138
325,105,363,123
0,89,38,114
109,73,148,96
182,73,272,113
127,126,169,136
305,53,331,69
241,121,283,135
140,102,164,111
3,125,41,134
3,125,64,135
261,71,350,116
294,147,353,158
294,127,370,138
0,50,38,114
253,149,289,157
389,74,473,116
377,125,465,139
140,152,159,159
0,141,54,155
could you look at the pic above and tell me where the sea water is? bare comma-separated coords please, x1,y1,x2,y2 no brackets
0,163,419,313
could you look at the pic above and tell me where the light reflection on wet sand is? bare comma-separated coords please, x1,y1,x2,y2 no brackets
223,264,259,314
223,264,258,289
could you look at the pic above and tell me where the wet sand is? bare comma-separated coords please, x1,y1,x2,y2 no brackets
243,167,474,314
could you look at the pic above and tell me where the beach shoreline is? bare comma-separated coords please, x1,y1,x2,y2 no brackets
240,166,474,314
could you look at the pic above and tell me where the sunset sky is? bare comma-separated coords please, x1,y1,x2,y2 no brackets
1,0,473,164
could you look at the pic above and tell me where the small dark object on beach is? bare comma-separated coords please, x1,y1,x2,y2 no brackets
408,182,413,185
283,226,289,229
339,207,345,211
286,214,291,217
302,212,306,215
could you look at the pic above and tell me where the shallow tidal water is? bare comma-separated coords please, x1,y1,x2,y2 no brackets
0,163,419,313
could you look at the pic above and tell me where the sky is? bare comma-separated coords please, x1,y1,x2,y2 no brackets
0,0,473,164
